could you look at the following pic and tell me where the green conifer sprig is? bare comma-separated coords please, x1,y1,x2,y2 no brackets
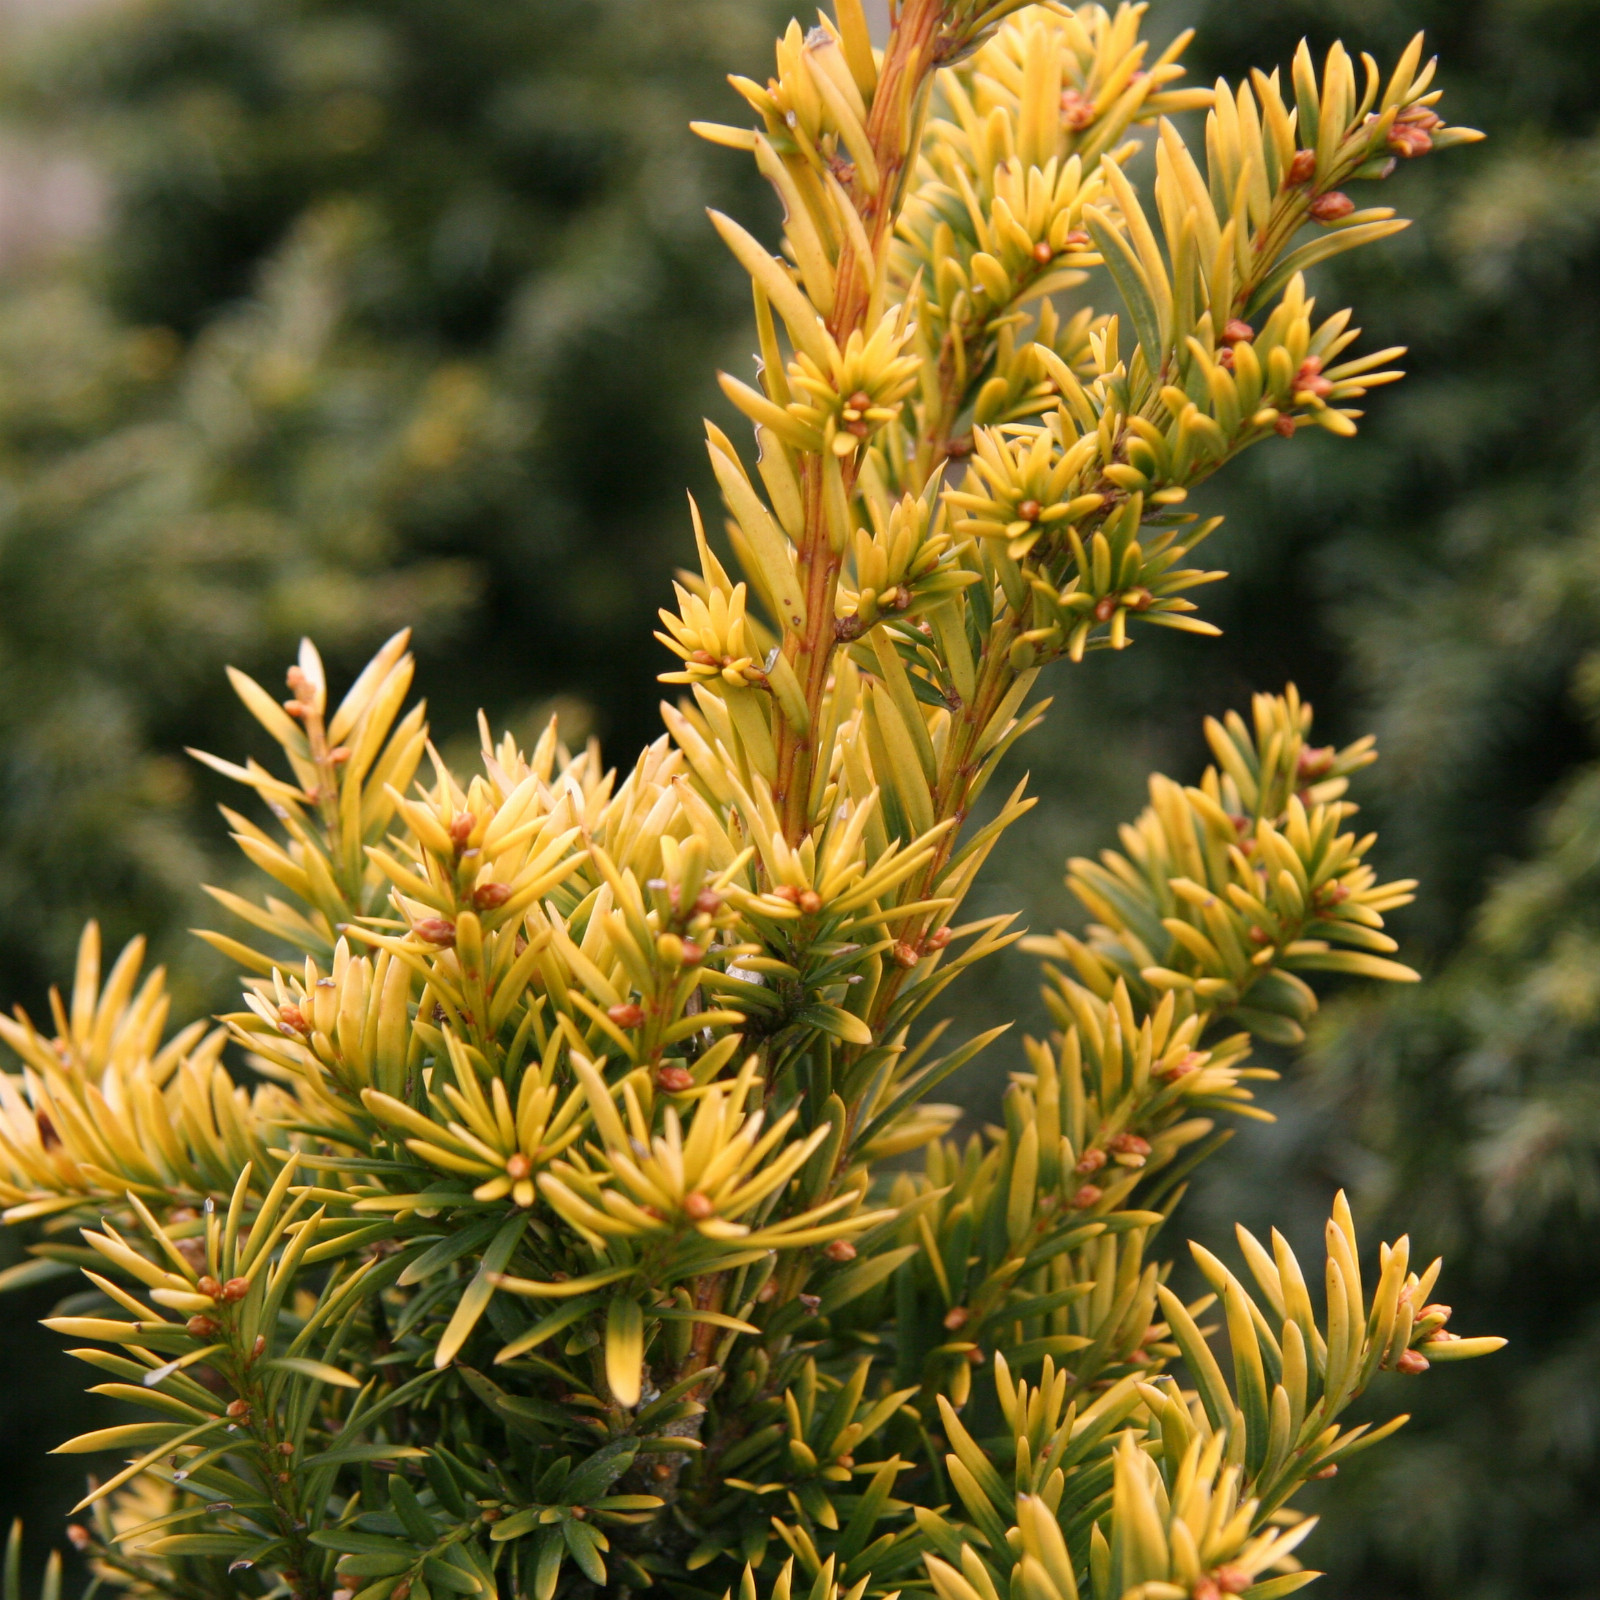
0,6,1499,1600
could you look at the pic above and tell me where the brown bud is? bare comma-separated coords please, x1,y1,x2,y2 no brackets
679,940,703,966
847,390,873,412
186,1314,220,1339
34,1109,60,1151
1110,1133,1151,1157
1060,89,1096,130
1298,354,1329,386
1075,1148,1107,1175
1248,926,1273,946
1286,148,1318,186
196,1275,221,1299
1397,105,1443,132
278,1441,295,1455
943,1306,970,1331
1160,1049,1206,1080
1274,416,1298,438
1215,1568,1251,1595
506,1153,532,1181
1309,190,1355,223
1223,319,1255,345
278,1005,308,1035
608,1003,646,1029
252,1335,267,1359
772,884,802,903
1063,229,1091,249
1017,499,1042,522
1312,1463,1339,1479
225,1399,252,1420
414,917,457,947
824,1239,857,1262
1396,1347,1431,1375
694,888,723,915
798,1293,822,1316
798,889,822,915
327,746,351,766
1419,1303,1453,1325
928,926,952,949
684,1191,716,1221
1388,123,1433,158
1032,241,1053,264
473,881,512,911
657,1065,695,1093
967,1346,985,1364
1093,595,1118,622
220,1277,250,1303
65,1526,90,1552
893,941,921,969
757,1277,779,1303
1297,743,1335,780
1071,1184,1103,1209
1192,1581,1221,1600
449,812,475,845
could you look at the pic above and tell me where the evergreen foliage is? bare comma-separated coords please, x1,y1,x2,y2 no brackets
0,7,1506,1600
1113,5,1600,1596
0,0,785,1003
1174,0,1600,944
1304,739,1600,1596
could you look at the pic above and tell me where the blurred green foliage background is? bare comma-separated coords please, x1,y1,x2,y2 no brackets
0,0,1595,1596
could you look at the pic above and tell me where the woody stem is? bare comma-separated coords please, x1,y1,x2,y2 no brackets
772,0,956,846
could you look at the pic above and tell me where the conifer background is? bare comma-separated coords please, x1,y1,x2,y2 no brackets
0,0,1593,1597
